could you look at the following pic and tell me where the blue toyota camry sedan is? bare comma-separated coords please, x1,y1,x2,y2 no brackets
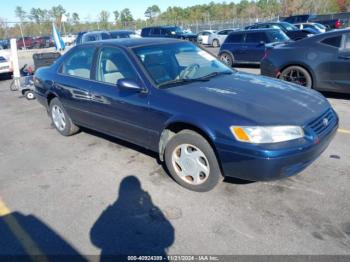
34,38,338,192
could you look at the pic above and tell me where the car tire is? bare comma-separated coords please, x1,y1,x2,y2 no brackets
49,98,79,136
212,39,220,47
219,52,234,67
279,66,313,88
164,130,223,192
24,90,35,100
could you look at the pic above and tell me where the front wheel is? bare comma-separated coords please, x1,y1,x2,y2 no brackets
49,98,79,136
279,66,312,88
164,130,223,192
24,90,35,100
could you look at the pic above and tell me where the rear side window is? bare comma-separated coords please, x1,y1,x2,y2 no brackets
141,28,150,36
101,33,110,40
246,32,268,43
226,33,244,43
321,36,342,48
61,47,95,79
151,28,161,35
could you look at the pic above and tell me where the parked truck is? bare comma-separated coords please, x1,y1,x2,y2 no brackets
284,14,343,30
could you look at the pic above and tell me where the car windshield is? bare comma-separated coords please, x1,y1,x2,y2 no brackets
169,27,183,34
269,30,290,42
280,22,298,31
133,42,234,87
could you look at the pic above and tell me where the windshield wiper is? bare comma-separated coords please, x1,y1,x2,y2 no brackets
158,78,209,88
198,71,233,80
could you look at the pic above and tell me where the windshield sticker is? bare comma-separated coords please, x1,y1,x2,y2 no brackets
197,50,215,61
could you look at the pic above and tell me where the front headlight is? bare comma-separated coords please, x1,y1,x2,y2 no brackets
230,126,304,144
307,34,314,37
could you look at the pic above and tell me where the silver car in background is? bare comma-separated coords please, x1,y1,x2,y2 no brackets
197,30,217,45
208,28,239,47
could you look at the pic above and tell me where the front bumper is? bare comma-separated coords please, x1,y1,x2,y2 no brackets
216,122,338,181
260,59,277,78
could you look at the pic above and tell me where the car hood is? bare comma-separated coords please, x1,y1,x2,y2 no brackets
166,72,329,125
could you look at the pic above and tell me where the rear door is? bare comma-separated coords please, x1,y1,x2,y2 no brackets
54,45,96,126
221,33,246,61
240,32,268,63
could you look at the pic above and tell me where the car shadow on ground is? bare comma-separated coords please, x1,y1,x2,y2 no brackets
81,127,256,187
233,64,260,69
90,176,174,258
0,211,86,260
321,91,350,100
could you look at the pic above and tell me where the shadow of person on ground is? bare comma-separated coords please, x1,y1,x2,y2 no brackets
0,211,86,261
90,176,174,258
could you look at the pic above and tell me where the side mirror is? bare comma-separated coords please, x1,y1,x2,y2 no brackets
117,79,146,93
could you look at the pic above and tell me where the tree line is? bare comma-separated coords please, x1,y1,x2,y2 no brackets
0,0,349,39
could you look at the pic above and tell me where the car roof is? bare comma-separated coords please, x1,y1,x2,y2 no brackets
84,31,110,35
233,28,281,33
142,26,179,29
80,37,185,48
292,28,350,44
110,30,133,33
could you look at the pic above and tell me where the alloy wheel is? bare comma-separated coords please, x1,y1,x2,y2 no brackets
51,105,66,131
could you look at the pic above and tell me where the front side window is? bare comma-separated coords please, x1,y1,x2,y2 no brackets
133,42,233,87
61,47,95,79
96,47,139,85
245,32,268,43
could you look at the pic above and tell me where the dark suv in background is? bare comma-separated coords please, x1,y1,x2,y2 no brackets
219,29,290,66
141,26,197,42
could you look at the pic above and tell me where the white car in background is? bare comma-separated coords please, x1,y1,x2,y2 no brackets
197,30,216,45
0,50,12,76
208,28,240,47
62,34,77,46
294,22,327,33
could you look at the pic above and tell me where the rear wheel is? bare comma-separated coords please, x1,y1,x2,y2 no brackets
212,39,220,47
219,52,234,67
49,98,79,136
164,130,223,192
279,66,312,88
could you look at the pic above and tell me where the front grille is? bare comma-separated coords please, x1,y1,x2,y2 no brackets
307,108,337,137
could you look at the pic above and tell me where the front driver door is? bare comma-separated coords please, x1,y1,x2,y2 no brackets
87,46,151,148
